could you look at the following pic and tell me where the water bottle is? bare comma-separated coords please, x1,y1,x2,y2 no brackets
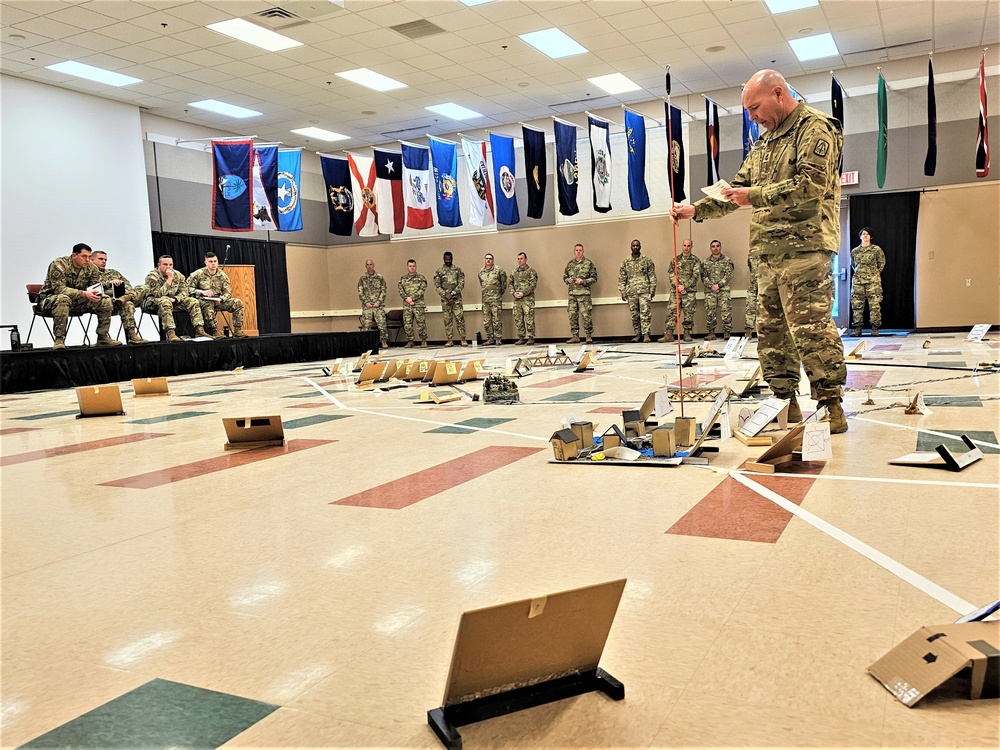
10,326,21,352
224,326,232,338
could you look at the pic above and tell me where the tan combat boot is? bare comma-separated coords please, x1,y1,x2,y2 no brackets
682,332,693,342
515,338,525,345
445,340,454,347
233,330,248,338
404,341,414,349
420,340,428,348
744,328,753,339
194,325,210,338
705,332,716,341
96,335,122,347
820,398,849,434
525,338,534,345
459,340,468,347
53,337,66,350
166,329,181,342
658,331,673,343
127,330,149,344
642,334,651,343
566,335,580,344
585,336,593,343
871,327,879,337
630,334,641,343
853,327,862,337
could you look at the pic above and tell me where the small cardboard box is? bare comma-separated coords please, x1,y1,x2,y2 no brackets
674,415,697,447
651,426,676,457
550,428,582,461
569,420,594,447
868,620,999,707
622,409,645,438
600,424,626,450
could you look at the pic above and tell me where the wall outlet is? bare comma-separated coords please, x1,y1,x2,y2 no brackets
966,279,972,286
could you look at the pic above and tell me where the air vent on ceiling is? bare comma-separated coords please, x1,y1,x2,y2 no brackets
548,96,616,113
390,20,446,40
252,2,343,28
257,7,298,19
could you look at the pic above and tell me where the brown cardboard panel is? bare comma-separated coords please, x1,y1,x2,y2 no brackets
550,429,581,461
353,350,371,372
442,578,627,706
433,360,461,385
422,360,439,383
222,415,285,451
674,416,697,447
357,360,388,383
745,422,807,473
570,421,594,446
131,377,170,397
461,359,484,381
76,385,125,416
651,427,675,457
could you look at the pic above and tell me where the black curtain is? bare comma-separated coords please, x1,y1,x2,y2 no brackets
151,232,291,334
848,192,919,330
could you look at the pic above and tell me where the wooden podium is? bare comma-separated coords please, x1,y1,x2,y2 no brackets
221,264,258,336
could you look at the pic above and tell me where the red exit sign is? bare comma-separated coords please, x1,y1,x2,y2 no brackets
841,171,859,186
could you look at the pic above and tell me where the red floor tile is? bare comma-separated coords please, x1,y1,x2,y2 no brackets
846,369,886,389
1,432,170,467
0,427,41,436
523,374,593,388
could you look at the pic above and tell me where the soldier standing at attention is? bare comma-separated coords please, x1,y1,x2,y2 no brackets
188,251,247,338
509,252,538,346
850,227,886,337
660,239,701,343
398,259,428,348
143,255,208,342
745,255,760,338
434,251,467,347
37,242,121,350
701,239,735,340
91,250,147,344
358,259,388,348
618,239,656,343
478,253,507,345
563,243,598,344
671,68,848,433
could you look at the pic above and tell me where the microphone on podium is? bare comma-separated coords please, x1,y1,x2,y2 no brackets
222,244,231,267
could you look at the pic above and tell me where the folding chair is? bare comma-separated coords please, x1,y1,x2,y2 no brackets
26,284,92,346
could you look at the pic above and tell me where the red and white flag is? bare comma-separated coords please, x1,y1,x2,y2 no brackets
705,97,720,184
976,53,990,178
373,148,404,234
347,154,378,236
461,137,495,227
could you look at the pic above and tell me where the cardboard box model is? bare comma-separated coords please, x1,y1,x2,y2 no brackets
868,620,999,706
550,429,582,461
600,424,627,450
651,426,676,457
569,420,594,447
622,409,645,438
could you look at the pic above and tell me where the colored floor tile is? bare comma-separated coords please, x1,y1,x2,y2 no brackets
172,400,218,407
282,391,330,399
182,388,246,397
523,374,593,388
12,409,81,421
333,446,543,509
915,429,1000,455
929,361,969,369
588,407,634,414
19,678,277,750
126,411,215,425
425,417,517,434
541,391,605,402
0,427,40,435
845,369,885,389
283,414,351,430
923,395,983,407
868,343,902,351
2,432,170,467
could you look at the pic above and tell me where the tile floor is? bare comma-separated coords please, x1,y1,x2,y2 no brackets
1,333,997,749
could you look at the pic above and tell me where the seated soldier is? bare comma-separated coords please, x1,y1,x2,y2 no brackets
142,255,208,342
36,242,121,350
187,251,247,338
91,250,148,344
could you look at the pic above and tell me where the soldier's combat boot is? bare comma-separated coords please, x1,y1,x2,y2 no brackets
166,329,181,342
705,332,716,341
642,334,651,343
126,331,148,344
96,335,122,347
566,335,580,344
773,391,802,422
53,337,66,350
820,398,849,434
459,340,468,347
445,340,454,347
871,327,879,337
744,328,753,339
381,339,389,348
682,332,693,342
853,327,862,337
515,338,525,345
630,334,641,343
525,338,534,346
722,330,731,339
484,339,495,346
194,325,210,338
233,330,248,338
404,341,414,349
585,336,593,343
658,331,673,343
420,340,428,348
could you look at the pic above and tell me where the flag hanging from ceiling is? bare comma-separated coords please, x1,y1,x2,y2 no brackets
373,148,404,235
705,97,720,185
276,149,302,231
347,153,378,236
830,75,845,174
429,137,462,228
665,103,686,202
876,71,888,189
401,142,433,230
461,137,495,227
624,109,650,212
489,133,519,226
522,125,547,219
741,107,759,161
788,83,805,103
554,119,579,216
251,144,278,231
588,115,613,213
924,59,937,177
319,155,354,237
212,139,253,232
976,52,990,178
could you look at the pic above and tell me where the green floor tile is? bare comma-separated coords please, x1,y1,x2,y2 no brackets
923,396,983,407
916,429,999,455
19,678,277,750
928,361,969,369
541,391,605,402
283,414,351,429
282,391,329,399
126,411,214,425
184,388,245,397
13,409,80,421
425,417,515,434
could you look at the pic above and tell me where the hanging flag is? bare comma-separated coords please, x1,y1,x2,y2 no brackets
741,108,759,161
522,125,547,219
347,153,378,236
319,155,354,237
665,103,686,203
490,133,519,226
401,143,433,230
429,137,462,228
977,53,990,178
705,98,720,184
276,149,302,231
924,58,937,177
588,116,613,213
251,144,278,230
373,148,404,235
877,71,888,189
624,109,650,212
461,137,495,227
554,119,579,216
830,75,844,174
788,83,805,103
212,139,253,232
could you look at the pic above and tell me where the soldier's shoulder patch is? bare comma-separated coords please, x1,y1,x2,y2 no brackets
813,139,830,157
54,263,64,273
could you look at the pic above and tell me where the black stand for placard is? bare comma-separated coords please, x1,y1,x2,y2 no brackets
76,410,126,419
427,668,624,750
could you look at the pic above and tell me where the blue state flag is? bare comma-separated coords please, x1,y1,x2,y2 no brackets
553,119,579,216
252,144,279,230
489,133,520,226
742,108,759,160
277,149,302,231
624,109,650,211
212,139,253,231
429,138,462,228
665,104,686,203
319,155,354,237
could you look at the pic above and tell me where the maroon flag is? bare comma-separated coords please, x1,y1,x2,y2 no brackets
976,53,990,178
705,98,720,184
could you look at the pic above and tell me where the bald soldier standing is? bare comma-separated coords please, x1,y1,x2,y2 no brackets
671,69,848,433
358,259,388,348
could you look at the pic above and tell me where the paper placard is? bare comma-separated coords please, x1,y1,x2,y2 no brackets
654,389,674,418
572,344,587,364
965,324,991,341
740,397,787,437
701,178,733,201
547,344,558,357
801,421,832,461
445,362,458,375
505,357,514,376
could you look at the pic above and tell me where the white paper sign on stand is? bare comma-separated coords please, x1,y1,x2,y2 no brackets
572,345,587,364
722,336,747,360
654,389,674,417
965,324,991,342
548,344,558,357
741,398,788,437
801,421,832,461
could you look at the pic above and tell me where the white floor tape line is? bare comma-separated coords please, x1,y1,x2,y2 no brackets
850,415,1000,449
729,470,977,615
759,472,999,490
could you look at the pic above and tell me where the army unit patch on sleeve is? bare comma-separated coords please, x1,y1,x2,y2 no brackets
814,140,830,157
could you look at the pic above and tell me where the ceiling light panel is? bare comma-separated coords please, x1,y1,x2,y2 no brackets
518,28,588,59
789,32,840,61
336,68,407,92
45,61,142,86
206,19,303,52
425,102,483,120
764,0,819,14
587,73,641,95
188,99,262,118
290,126,349,141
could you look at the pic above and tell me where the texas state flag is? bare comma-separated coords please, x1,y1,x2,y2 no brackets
373,148,404,235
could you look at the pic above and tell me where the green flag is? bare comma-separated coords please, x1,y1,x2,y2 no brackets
876,71,888,188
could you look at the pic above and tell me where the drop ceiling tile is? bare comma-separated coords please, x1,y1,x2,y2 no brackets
162,2,232,27
129,80,180,97
650,1,711,22
176,48,232,68
32,39,95,60
99,21,166,44
0,5,39,25
106,44,166,64
471,1,538,22
212,60,267,78
429,9,488,33
583,30,633,52
836,27,888,54
710,1,771,24
2,0,65,13
168,26,232,48
47,5,121,31
604,7,662,31
60,31,128,53
129,13,197,35
683,27,734,48
146,56,204,74
82,1,154,22
537,2,600,27
454,23,513,45
0,58,37,74
357,3,424,27
14,16,81,40
317,13,380,36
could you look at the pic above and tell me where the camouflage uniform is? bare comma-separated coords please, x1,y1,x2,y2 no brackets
563,257,598,338
850,243,885,328
692,101,846,403
618,255,656,337
701,253,735,336
38,255,114,342
478,265,508,343
745,255,760,333
188,267,245,335
509,264,538,341
398,272,428,342
357,272,388,346
434,264,466,342
664,254,701,335
143,268,204,332
98,267,146,341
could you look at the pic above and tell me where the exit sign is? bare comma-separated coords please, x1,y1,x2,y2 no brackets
841,171,859,186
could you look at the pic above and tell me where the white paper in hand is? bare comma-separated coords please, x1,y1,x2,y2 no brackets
701,179,733,202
